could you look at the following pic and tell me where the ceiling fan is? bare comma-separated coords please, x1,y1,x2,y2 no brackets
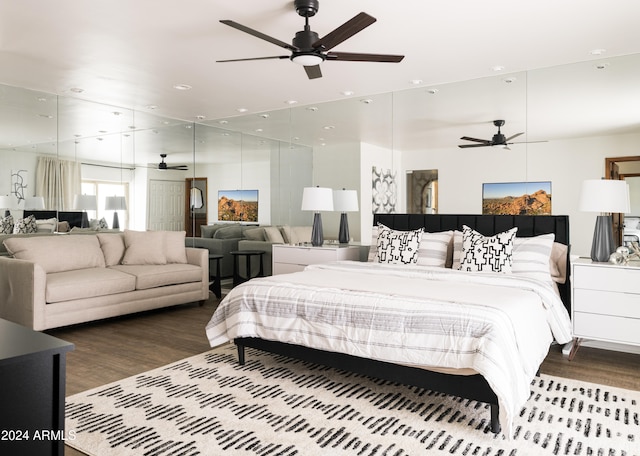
458,120,529,150
157,154,188,171
217,0,405,79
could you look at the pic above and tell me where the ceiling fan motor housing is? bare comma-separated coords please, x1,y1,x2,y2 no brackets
295,0,319,17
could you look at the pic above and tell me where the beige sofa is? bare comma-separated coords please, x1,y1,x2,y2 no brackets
0,230,209,331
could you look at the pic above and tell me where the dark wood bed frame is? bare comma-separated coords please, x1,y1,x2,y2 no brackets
235,214,571,434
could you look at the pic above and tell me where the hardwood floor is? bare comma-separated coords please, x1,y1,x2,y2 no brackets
48,292,640,456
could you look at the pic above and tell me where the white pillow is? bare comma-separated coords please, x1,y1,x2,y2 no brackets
164,230,188,264
417,230,453,268
264,226,285,244
459,225,517,273
512,233,555,283
35,217,58,233
374,223,423,265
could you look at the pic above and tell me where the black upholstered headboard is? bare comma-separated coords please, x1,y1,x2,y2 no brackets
373,213,571,312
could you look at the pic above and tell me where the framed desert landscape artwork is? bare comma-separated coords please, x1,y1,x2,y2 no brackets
482,181,551,215
218,190,259,222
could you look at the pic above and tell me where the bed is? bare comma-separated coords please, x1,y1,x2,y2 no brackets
205,214,573,436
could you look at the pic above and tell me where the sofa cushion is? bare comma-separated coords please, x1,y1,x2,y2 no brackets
243,227,265,241
96,232,126,266
46,267,136,303
110,263,202,290
164,231,188,264
264,226,285,243
3,234,106,273
121,230,166,265
213,225,243,239
280,225,312,244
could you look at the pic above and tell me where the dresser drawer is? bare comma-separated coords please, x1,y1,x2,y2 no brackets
573,289,640,318
573,312,640,346
573,264,640,294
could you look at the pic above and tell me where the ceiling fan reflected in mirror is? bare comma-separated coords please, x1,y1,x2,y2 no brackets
158,154,188,171
458,120,529,150
217,0,405,79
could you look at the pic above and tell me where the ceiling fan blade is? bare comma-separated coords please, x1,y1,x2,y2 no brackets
304,64,322,79
312,12,376,51
217,55,289,63
168,166,189,170
460,136,491,144
326,51,404,63
458,143,491,148
505,132,524,142
220,20,297,51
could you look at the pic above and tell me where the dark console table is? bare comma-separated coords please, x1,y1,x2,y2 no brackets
0,319,74,456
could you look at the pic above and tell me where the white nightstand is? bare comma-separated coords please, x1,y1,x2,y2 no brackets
569,258,640,358
272,244,361,275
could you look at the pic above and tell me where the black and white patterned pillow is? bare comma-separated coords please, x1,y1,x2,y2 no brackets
97,217,109,230
1,214,14,234
375,223,423,264
459,225,517,273
12,214,38,234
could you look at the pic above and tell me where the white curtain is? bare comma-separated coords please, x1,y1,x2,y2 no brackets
36,156,81,210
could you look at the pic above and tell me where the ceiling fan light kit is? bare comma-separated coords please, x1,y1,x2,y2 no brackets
218,0,404,79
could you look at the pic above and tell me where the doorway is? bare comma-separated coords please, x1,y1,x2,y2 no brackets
185,177,207,237
605,156,640,246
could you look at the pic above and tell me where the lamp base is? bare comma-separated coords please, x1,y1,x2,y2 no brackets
311,212,323,247
3,210,9,217
338,212,350,244
112,211,120,230
590,215,615,262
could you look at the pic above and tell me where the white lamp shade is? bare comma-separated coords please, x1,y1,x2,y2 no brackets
301,187,334,212
73,194,97,211
24,196,45,210
333,189,359,212
105,196,127,211
579,179,630,213
0,195,13,210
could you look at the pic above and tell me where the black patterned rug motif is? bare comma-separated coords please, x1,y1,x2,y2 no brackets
65,344,639,456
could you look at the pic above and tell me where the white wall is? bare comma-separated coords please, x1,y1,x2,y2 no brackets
401,131,640,256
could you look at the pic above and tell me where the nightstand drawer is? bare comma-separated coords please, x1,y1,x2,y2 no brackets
573,264,640,294
573,289,640,318
573,312,640,346
274,246,341,264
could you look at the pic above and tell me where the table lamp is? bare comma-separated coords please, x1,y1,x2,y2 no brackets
301,186,333,247
105,196,127,229
333,188,359,244
579,179,630,262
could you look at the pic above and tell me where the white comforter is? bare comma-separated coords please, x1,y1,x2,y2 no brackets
205,261,572,437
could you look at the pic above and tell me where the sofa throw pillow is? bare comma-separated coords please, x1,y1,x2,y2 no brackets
121,230,167,265
96,232,126,266
213,225,243,239
13,215,37,234
1,214,14,234
35,217,58,233
375,223,423,265
243,227,266,241
164,230,188,264
3,235,106,273
264,226,285,244
511,233,555,283
459,225,517,273
417,230,453,268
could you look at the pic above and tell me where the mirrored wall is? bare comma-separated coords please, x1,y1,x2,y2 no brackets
1,52,639,254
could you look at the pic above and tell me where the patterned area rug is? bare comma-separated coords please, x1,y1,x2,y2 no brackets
66,344,638,456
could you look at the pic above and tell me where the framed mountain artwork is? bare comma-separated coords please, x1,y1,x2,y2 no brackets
482,181,551,215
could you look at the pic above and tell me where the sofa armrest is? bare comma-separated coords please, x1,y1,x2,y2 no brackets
0,257,47,330
186,247,209,298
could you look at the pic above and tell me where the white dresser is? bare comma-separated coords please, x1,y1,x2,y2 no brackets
272,244,361,275
571,258,640,349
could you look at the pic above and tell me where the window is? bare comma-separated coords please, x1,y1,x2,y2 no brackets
81,180,129,229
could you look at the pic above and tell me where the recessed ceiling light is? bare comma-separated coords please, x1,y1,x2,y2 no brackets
112,111,121,116
236,108,248,113
502,76,517,84
360,98,373,104
409,79,423,85
173,84,192,91
38,114,53,119
145,105,158,110
255,128,263,132
259,113,270,118
492,65,505,72
195,115,206,120
589,48,606,55
594,62,610,70
306,106,318,112
341,90,354,96
218,120,229,125
37,97,47,102
98,130,108,134
427,88,439,95
323,125,335,130
285,100,298,105
69,87,84,93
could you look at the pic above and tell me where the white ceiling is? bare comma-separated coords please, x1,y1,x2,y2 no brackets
1,0,640,163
